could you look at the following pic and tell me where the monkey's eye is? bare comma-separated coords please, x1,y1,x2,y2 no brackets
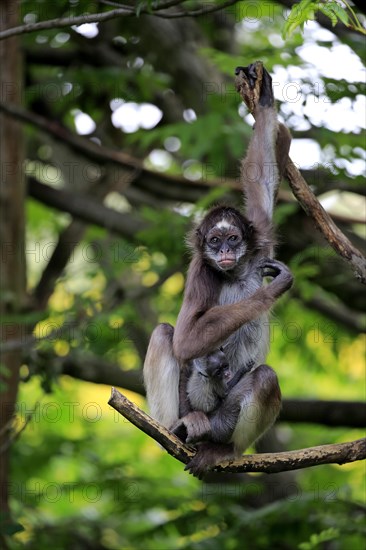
228,235,238,242
209,237,220,244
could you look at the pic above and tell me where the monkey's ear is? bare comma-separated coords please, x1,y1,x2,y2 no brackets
195,228,205,247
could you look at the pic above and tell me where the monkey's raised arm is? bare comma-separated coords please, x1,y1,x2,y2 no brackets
235,62,291,251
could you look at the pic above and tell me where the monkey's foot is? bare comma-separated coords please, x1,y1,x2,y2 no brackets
259,257,294,295
185,442,235,479
234,61,274,112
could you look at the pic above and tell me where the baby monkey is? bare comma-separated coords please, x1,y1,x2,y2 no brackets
173,349,250,446
187,348,247,413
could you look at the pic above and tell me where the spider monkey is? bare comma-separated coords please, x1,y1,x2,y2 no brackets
143,62,293,478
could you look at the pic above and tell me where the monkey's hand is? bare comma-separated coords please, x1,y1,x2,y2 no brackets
185,442,235,479
234,61,274,113
259,257,293,297
171,411,212,444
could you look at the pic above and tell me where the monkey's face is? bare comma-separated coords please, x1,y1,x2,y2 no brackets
196,348,232,384
194,206,256,273
204,220,247,272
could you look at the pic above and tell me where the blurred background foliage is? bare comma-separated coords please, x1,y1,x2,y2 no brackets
1,0,365,548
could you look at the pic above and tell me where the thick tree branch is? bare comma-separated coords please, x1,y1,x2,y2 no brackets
0,101,228,198
108,387,195,464
0,101,141,169
27,178,366,329
285,159,366,284
28,177,147,240
279,398,366,428
297,291,366,333
33,219,86,311
61,358,365,429
13,350,364,428
64,357,145,395
108,388,366,474
1,102,364,225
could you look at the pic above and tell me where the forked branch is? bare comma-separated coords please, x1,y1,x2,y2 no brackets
108,388,366,475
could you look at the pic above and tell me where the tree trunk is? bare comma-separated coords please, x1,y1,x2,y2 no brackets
0,0,26,533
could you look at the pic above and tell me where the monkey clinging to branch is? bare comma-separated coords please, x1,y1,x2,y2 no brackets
143,62,293,478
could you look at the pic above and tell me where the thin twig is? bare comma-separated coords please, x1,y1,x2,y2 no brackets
108,388,366,474
0,1,241,40
142,0,241,19
0,8,133,41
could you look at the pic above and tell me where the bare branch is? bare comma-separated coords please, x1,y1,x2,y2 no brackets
0,1,241,41
214,438,366,474
0,101,140,169
0,8,133,41
108,387,195,464
297,291,366,333
100,1,186,10
108,388,366,474
285,159,366,284
43,356,366,429
141,0,242,19
28,178,147,239
279,398,366,429
2,101,363,225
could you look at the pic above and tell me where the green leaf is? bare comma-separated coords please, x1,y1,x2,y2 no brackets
331,3,349,26
299,527,340,549
318,4,338,27
282,0,316,39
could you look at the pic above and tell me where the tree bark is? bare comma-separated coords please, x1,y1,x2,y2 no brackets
0,0,25,532
108,388,366,474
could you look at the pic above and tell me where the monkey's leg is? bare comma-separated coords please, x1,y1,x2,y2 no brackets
183,365,281,478
174,365,281,449
219,364,281,453
143,323,180,429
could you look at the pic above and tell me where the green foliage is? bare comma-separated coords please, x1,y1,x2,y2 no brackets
5,1,365,548
138,206,188,263
299,527,340,549
283,0,365,39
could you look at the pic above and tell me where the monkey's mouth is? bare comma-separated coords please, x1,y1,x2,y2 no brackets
218,258,236,269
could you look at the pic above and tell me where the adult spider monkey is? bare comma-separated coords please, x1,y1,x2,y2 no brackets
143,62,293,478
